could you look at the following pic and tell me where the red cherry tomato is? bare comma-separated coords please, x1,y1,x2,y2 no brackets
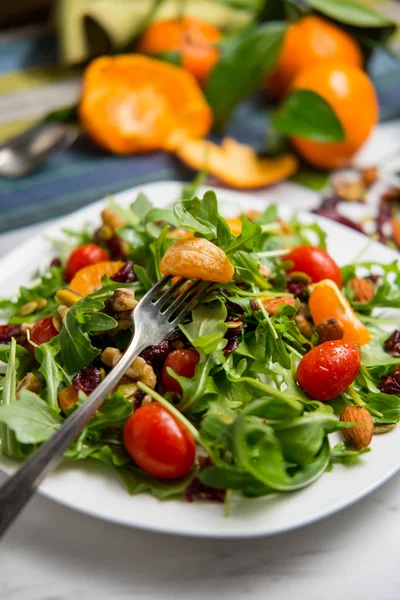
285,245,342,287
65,244,109,282
29,316,59,357
162,348,200,395
123,403,196,479
296,340,361,401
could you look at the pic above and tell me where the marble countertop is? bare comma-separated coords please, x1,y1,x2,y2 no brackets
1,217,400,600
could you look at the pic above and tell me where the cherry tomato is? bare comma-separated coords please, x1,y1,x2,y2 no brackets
29,316,59,357
296,340,361,401
162,349,200,395
123,403,196,479
285,245,342,287
65,244,109,282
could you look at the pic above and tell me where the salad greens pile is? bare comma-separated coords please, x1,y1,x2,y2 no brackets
1,189,400,505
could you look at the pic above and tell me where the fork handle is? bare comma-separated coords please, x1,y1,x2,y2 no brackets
0,337,146,539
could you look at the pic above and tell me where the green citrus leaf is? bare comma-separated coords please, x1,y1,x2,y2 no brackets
206,22,286,125
308,0,393,27
273,89,346,142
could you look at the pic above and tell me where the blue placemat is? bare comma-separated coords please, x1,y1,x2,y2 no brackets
0,29,400,233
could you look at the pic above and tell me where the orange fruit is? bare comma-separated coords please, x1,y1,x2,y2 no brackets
225,218,242,237
79,55,212,155
59,386,79,412
290,63,378,170
137,17,222,84
267,15,362,100
160,237,234,283
309,279,371,346
69,261,124,296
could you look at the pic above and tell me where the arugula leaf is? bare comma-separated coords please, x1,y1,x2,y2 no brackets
130,192,152,220
273,90,345,142
0,267,65,324
206,22,286,125
180,301,228,354
273,411,348,465
36,338,68,411
174,191,229,239
232,413,331,491
59,277,135,374
117,465,197,499
0,390,63,444
0,338,24,458
86,393,133,437
330,441,370,466
0,343,33,379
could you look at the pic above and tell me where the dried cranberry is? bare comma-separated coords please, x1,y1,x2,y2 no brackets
107,234,125,260
185,477,226,503
366,274,380,285
313,196,364,233
379,366,400,395
140,340,171,367
72,367,102,395
377,196,393,244
223,336,238,354
133,389,146,410
110,261,136,283
286,280,306,299
50,257,61,268
250,299,259,312
225,315,243,338
0,325,24,345
384,331,400,357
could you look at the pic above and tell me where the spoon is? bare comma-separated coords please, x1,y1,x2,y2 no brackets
0,121,79,178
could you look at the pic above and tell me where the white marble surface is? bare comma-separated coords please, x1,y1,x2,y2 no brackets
1,217,400,600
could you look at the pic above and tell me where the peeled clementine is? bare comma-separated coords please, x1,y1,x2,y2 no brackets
69,261,124,296
267,16,363,100
79,55,212,154
160,237,234,283
290,63,378,170
309,279,371,345
137,17,222,84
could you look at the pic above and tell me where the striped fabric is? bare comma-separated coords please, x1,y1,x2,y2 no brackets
0,22,400,233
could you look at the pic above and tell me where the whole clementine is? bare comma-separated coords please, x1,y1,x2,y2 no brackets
290,63,378,170
137,17,222,84
267,15,363,100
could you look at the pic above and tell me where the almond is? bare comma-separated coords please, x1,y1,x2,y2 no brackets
262,296,296,316
349,277,374,303
316,318,344,344
340,406,374,449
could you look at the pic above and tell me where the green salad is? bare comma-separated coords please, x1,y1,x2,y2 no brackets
1,189,400,505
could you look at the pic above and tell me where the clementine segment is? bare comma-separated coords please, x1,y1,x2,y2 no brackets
69,261,124,296
137,17,222,84
267,16,363,100
309,279,371,345
290,64,378,170
225,218,242,237
79,55,212,155
160,237,234,283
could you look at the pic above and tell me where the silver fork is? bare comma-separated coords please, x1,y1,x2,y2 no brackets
0,275,212,538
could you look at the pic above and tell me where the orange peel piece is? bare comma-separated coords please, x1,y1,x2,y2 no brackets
79,55,212,154
160,237,234,283
69,261,124,296
174,137,298,189
309,279,371,346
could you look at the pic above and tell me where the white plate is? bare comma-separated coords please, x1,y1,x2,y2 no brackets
1,181,399,539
